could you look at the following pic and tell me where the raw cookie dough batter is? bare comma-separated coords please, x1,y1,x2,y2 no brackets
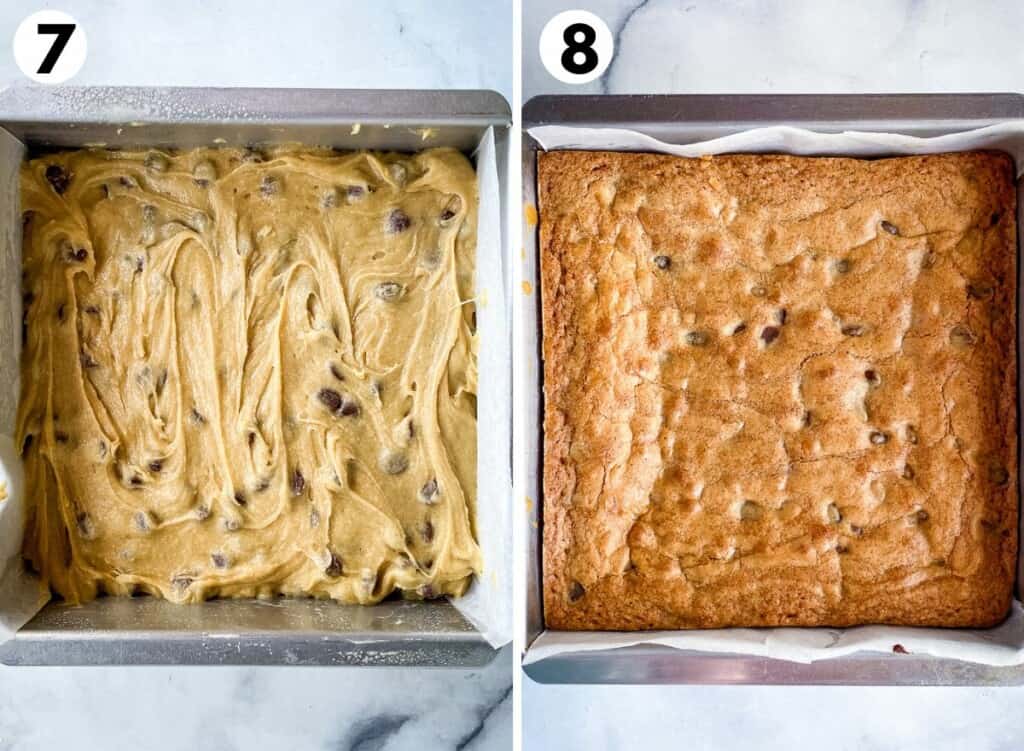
18,145,481,604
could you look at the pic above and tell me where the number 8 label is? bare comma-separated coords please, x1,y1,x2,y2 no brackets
540,11,613,85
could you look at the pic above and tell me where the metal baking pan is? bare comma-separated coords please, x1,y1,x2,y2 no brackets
0,86,511,666
521,93,1024,684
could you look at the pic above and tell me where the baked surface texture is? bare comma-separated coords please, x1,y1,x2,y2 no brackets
19,145,480,604
539,150,1018,630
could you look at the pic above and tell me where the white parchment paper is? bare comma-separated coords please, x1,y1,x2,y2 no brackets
458,126,512,647
526,121,1024,666
0,126,511,649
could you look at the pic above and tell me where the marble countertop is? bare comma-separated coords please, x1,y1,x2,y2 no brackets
523,1,1024,749
0,2,511,750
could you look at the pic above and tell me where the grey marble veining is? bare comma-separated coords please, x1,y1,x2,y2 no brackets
0,0,512,100
0,646,511,750
524,0,1024,99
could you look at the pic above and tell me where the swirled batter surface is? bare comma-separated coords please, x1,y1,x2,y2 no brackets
18,145,480,604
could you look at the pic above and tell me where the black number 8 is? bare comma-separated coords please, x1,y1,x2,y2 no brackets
561,22,598,75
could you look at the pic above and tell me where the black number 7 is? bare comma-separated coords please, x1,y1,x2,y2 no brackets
36,23,76,75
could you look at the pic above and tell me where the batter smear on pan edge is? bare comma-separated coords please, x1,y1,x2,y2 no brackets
18,145,480,604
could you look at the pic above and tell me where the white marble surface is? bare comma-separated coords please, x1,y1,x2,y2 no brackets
523,0,1024,749
0,2,511,750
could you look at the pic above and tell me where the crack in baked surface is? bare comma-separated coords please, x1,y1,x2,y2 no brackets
18,145,480,604
539,150,1017,630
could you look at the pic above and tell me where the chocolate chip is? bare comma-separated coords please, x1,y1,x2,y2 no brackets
223,518,241,532
850,524,864,537
802,410,813,428
211,553,229,569
389,163,408,185
130,474,143,487
233,491,247,507
68,246,88,263
195,505,211,521
148,460,163,473
386,209,411,233
880,220,899,236
381,452,409,475
903,464,915,480
568,581,585,602
967,281,993,299
255,479,270,493
991,211,1002,227
906,425,918,444
421,520,435,543
827,504,842,524
374,281,405,301
325,552,343,578
189,407,207,426
841,323,865,337
653,255,671,270
84,305,100,316
317,388,343,413
346,185,365,200
869,430,888,445
54,431,69,444
914,509,929,523
988,465,1010,486
439,195,463,225
21,434,33,455
329,363,345,381
247,431,256,447
171,574,194,591
835,542,850,554
865,369,880,385
56,303,65,321
75,512,95,539
893,644,909,654
760,326,780,345
291,468,305,496
740,500,763,521
834,259,851,274
338,400,360,417
321,187,341,208
145,153,169,172
776,308,787,325
418,584,438,600
45,164,69,194
420,479,439,504
260,175,280,196
685,330,709,346
949,325,974,348
732,322,747,335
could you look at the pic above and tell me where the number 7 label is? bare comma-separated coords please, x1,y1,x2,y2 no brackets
14,10,87,84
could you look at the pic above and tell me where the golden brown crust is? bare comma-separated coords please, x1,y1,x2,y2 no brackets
540,150,1018,630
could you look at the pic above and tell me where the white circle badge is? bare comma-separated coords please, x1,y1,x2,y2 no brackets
539,10,614,85
13,10,86,84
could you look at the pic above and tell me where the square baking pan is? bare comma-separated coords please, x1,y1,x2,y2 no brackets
521,93,1024,684
0,86,511,667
